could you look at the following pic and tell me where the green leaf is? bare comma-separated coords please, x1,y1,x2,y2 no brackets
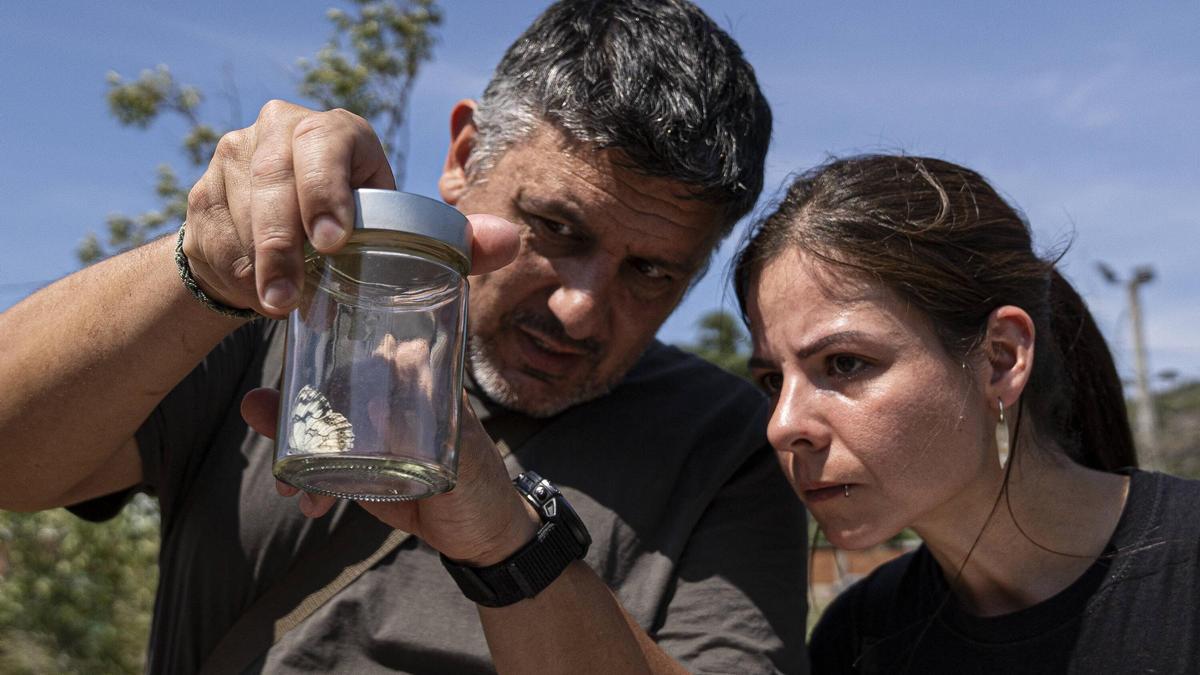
297,0,443,188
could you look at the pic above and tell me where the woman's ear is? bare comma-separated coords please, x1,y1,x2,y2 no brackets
438,99,479,205
982,305,1036,408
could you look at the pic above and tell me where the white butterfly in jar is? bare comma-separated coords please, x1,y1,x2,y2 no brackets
290,385,355,453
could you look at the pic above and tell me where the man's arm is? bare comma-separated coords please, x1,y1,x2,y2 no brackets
241,387,689,675
0,236,245,511
478,563,688,675
0,100,393,512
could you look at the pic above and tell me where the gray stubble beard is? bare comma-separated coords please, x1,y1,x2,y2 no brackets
466,335,619,419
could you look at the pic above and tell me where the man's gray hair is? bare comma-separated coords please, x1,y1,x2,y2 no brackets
468,0,771,234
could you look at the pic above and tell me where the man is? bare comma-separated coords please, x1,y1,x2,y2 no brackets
0,1,807,672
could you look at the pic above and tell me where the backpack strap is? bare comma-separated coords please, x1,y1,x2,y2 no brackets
197,504,412,675
198,402,550,675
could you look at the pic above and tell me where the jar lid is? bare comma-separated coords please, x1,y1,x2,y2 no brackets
352,189,471,270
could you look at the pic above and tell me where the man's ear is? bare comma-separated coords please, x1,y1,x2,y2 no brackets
981,305,1037,409
438,99,479,205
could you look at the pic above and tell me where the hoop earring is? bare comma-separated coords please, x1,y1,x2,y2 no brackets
996,398,1010,470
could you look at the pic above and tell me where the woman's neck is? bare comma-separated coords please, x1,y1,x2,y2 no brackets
913,444,1131,617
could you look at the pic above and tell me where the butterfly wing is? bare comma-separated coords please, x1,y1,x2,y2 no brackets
290,385,355,453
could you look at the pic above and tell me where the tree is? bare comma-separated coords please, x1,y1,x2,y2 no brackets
78,0,442,264
0,5,444,673
1153,379,1200,479
0,495,159,674
683,309,752,380
298,0,441,189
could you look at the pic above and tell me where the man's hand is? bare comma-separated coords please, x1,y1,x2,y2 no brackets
182,100,397,317
238,204,533,564
241,387,539,565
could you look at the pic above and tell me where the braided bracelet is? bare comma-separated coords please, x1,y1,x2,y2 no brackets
174,223,259,319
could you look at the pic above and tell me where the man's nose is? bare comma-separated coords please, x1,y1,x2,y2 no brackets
546,257,615,341
766,377,831,455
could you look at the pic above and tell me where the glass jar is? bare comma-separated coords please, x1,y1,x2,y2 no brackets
274,189,470,501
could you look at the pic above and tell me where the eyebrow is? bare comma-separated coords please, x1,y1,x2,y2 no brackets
517,192,585,230
643,252,698,278
749,330,873,370
517,191,697,278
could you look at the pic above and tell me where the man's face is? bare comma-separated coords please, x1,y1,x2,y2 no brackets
442,123,725,416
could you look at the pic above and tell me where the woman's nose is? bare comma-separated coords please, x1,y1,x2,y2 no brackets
766,378,831,455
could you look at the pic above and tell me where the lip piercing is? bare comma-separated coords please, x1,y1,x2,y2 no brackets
843,484,851,498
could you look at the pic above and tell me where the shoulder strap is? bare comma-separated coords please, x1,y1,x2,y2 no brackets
198,407,550,675
197,506,411,675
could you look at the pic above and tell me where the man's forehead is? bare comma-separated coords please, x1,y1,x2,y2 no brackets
500,125,727,239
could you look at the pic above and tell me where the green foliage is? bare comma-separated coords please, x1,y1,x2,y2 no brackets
79,1,442,265
79,67,210,265
682,309,752,380
1155,380,1200,478
51,3,446,671
0,495,159,674
299,0,442,187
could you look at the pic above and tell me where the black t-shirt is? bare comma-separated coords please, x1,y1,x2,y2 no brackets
810,470,1200,674
76,319,810,674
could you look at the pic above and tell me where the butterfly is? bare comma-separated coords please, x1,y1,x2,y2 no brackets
290,385,355,453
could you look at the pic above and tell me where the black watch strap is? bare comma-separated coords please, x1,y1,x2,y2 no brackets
441,472,591,608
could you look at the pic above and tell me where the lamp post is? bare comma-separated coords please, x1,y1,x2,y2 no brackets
1098,262,1159,468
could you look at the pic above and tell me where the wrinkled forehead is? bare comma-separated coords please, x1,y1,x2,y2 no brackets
498,125,730,259
523,125,716,206
747,247,957,366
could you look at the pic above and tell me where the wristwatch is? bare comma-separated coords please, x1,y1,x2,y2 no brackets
441,471,592,608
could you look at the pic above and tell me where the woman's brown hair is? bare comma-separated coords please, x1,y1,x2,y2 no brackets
734,154,1136,471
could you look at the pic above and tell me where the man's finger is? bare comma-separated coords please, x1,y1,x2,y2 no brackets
465,214,520,276
359,501,418,533
241,387,282,438
248,101,310,316
299,492,337,518
292,109,396,254
182,132,258,309
244,387,340,518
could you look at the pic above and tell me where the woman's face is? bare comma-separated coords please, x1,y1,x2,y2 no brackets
747,247,997,549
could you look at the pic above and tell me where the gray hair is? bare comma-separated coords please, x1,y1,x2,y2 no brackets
468,0,771,235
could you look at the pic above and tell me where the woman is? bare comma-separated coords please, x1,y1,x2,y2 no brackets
734,155,1200,673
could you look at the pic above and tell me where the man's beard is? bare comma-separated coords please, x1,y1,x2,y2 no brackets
466,334,620,418
465,309,638,415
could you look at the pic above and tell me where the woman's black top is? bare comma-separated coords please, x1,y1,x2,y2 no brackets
810,470,1200,674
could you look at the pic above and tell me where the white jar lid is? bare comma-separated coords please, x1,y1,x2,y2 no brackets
352,189,471,271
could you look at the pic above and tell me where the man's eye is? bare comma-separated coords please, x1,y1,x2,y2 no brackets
630,258,668,280
828,355,868,378
530,215,573,238
757,372,783,394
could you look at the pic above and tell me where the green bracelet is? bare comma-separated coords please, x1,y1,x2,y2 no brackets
174,223,259,320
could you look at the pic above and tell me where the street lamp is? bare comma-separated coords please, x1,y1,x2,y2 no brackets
1097,262,1159,467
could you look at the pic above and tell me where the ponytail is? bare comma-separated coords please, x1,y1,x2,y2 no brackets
733,155,1139,473
1047,269,1137,471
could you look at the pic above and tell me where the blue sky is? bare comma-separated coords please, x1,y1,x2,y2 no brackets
2,1,1197,386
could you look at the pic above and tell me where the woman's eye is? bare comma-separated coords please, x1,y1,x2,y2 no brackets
828,355,868,378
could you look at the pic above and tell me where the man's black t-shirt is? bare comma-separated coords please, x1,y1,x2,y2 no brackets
810,470,1200,674
74,319,809,674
